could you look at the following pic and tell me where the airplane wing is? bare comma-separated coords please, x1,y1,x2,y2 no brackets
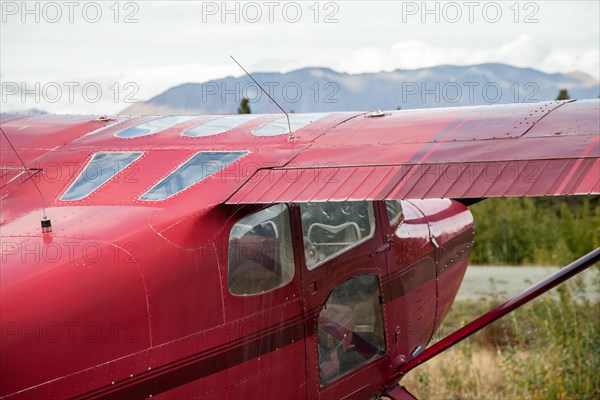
226,99,599,204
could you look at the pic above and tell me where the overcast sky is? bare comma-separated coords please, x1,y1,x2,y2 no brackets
1,0,598,113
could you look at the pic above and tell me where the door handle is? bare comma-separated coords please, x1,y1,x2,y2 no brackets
370,234,393,257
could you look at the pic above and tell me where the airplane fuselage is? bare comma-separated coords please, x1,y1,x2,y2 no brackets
3,100,596,398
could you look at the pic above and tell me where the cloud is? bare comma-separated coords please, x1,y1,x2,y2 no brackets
336,35,599,79
495,35,551,66
119,63,241,99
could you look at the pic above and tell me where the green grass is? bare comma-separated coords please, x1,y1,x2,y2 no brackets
470,197,600,266
402,273,600,399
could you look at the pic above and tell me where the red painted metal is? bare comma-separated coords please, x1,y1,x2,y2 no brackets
226,99,599,203
0,100,598,399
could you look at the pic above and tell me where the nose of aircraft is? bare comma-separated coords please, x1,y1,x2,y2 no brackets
0,234,151,396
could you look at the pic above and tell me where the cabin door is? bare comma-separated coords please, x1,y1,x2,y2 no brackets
289,201,394,399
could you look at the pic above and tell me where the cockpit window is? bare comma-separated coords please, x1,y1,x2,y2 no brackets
228,204,295,295
386,200,403,225
300,201,376,269
318,275,386,385
182,114,262,137
61,152,143,201
139,151,248,201
252,113,331,136
115,116,197,138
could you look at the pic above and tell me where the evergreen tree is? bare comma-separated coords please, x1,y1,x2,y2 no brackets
556,89,570,100
237,97,251,114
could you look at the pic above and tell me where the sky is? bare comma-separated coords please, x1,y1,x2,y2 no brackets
1,0,599,114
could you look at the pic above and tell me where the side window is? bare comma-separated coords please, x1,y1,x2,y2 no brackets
300,201,375,269
318,275,386,385
61,152,142,201
386,200,403,225
228,204,294,296
140,151,248,201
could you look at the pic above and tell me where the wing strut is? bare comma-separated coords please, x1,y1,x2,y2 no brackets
384,247,600,390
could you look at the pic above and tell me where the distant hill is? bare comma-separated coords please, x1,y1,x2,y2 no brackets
120,63,600,115
7,108,49,115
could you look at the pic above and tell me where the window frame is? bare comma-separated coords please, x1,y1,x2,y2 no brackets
317,274,387,386
385,200,404,226
114,116,197,138
181,114,262,137
139,150,249,201
252,113,331,136
227,203,296,297
60,151,143,201
299,201,377,270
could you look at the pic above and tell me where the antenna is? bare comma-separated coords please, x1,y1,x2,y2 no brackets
0,125,52,232
229,55,295,141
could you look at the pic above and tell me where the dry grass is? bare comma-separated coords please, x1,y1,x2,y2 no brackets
399,276,600,400
402,347,514,400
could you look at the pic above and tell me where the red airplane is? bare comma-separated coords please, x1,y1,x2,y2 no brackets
1,99,599,399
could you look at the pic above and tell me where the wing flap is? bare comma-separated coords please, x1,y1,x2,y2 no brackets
227,158,599,204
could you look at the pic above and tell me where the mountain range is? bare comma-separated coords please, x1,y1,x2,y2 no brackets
120,63,599,115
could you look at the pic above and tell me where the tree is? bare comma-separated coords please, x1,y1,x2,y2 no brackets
237,97,251,114
556,89,570,100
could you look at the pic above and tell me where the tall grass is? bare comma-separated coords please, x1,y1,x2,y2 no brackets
402,273,600,399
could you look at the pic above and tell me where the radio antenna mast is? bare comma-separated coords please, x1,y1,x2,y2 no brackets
0,125,52,232
229,55,295,140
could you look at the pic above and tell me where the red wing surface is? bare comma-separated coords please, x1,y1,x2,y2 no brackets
226,100,599,203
